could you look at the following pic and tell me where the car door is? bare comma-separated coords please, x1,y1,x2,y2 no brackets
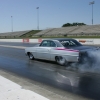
36,40,51,60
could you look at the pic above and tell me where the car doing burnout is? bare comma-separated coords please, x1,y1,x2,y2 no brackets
25,38,99,66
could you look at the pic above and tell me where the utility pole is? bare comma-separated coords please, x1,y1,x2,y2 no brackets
89,1,95,25
36,7,39,30
11,16,13,32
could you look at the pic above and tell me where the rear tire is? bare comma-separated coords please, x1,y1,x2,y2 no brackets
28,53,34,60
55,56,68,66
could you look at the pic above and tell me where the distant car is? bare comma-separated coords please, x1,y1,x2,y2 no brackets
25,38,99,66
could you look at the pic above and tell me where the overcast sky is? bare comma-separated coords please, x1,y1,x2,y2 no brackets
0,0,100,33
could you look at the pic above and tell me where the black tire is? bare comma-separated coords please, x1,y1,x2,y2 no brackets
55,56,68,66
28,53,34,60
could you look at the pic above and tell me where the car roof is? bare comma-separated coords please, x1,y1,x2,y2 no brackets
44,38,75,41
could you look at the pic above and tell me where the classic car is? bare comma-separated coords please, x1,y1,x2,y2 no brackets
25,38,99,66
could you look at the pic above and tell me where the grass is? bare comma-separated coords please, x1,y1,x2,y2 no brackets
20,30,41,38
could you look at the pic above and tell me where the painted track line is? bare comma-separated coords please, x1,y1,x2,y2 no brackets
0,45,26,49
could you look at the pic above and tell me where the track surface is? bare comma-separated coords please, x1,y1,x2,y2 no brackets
0,42,100,100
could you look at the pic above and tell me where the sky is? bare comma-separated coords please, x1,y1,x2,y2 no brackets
0,0,100,33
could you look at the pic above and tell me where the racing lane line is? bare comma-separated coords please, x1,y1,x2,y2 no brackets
40,67,54,71
0,45,26,49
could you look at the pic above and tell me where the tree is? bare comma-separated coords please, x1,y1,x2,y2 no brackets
62,22,86,27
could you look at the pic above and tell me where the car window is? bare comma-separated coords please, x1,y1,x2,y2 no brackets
40,40,50,47
50,41,56,47
60,40,82,47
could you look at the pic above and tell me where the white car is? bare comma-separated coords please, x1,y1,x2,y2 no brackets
25,38,100,65
25,38,80,65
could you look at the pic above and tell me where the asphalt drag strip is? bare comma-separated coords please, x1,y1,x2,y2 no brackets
0,43,100,99
0,55,100,100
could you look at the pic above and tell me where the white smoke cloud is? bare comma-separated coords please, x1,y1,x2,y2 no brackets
66,50,100,73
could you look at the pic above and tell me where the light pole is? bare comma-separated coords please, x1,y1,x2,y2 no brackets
36,7,39,30
11,16,13,32
89,1,95,25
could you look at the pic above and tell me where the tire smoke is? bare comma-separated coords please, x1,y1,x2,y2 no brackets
66,50,100,73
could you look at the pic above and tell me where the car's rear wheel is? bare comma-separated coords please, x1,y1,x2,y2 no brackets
28,52,34,60
55,56,68,66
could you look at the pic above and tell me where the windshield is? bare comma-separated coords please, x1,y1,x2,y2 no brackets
59,39,82,47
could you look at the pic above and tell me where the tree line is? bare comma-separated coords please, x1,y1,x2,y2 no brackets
62,22,86,27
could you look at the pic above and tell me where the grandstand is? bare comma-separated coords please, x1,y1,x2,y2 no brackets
33,26,79,37
0,24,100,38
0,30,32,38
33,24,100,37
33,28,55,36
69,25,100,34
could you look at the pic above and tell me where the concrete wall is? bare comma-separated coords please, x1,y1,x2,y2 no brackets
0,38,100,45
0,39,22,42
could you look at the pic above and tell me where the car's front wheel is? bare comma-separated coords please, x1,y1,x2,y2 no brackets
28,52,34,60
55,56,68,66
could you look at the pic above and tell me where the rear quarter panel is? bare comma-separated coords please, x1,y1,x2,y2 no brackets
50,47,79,62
